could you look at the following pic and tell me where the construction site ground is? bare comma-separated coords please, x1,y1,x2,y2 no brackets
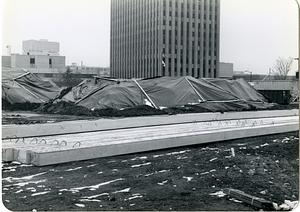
2,131,298,211
2,103,298,125
2,110,96,125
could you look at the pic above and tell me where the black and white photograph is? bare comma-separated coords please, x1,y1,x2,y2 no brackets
1,0,299,211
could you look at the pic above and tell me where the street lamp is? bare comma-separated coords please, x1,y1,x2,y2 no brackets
244,70,253,82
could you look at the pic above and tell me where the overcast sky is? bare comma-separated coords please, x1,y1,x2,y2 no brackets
2,0,298,75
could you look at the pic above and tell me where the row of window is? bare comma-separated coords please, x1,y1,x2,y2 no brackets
162,66,217,78
162,0,218,10
29,58,52,68
162,10,217,20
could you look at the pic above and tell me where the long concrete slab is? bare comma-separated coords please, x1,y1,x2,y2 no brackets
2,109,298,139
3,116,298,166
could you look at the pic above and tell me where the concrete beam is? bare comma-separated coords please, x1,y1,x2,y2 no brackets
28,123,300,166
2,109,298,139
2,116,298,166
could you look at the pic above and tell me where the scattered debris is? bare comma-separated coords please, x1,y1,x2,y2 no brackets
209,157,218,162
75,203,85,208
183,176,193,182
231,148,235,157
260,143,269,147
209,190,226,197
224,188,275,210
158,180,168,185
131,162,151,168
273,200,299,211
113,188,131,193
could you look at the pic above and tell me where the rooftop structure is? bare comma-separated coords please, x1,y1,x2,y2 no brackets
23,39,60,56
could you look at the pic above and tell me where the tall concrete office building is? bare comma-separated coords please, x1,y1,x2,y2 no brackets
111,0,220,79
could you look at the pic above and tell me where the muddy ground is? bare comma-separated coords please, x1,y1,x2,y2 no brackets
2,102,299,125
2,111,96,125
2,132,299,211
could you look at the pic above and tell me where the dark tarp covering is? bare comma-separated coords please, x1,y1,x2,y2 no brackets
62,79,116,102
186,76,239,101
62,78,124,103
15,73,61,102
138,77,201,108
2,72,62,104
74,76,271,111
2,80,43,104
207,78,267,102
78,81,147,110
3,73,273,112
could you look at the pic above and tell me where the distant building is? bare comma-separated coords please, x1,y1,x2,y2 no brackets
111,0,220,79
2,56,11,68
23,39,60,56
219,62,233,78
233,71,297,82
2,39,66,73
67,63,110,77
10,54,65,71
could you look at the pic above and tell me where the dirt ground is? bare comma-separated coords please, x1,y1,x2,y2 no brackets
2,111,96,125
2,102,298,125
2,132,298,211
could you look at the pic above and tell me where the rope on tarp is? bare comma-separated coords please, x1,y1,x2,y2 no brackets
201,78,242,100
13,80,46,103
184,77,206,102
132,79,159,110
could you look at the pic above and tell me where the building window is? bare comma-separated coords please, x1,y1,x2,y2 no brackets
49,58,52,68
30,58,35,68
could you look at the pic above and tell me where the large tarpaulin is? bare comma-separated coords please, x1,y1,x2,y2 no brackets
137,77,201,108
186,76,239,101
2,80,43,104
206,78,267,102
75,76,271,111
62,78,125,103
78,81,147,110
2,72,62,104
3,73,273,111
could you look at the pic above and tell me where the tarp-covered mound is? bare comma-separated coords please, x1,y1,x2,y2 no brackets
62,78,117,103
2,72,63,104
206,78,274,109
206,78,267,102
63,76,272,112
78,81,147,110
3,74,275,114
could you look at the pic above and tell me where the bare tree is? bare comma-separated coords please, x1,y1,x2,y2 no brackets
271,57,294,80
